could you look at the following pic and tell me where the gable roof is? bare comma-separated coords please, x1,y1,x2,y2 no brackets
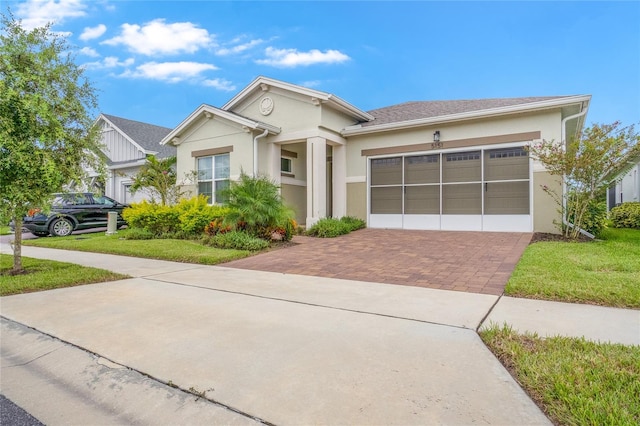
343,95,591,135
101,114,175,158
161,104,281,146
222,76,375,122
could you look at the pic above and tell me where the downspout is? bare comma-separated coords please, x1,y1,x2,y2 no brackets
253,128,269,176
561,107,593,238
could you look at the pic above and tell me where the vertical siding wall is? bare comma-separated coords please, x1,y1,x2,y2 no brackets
100,121,145,162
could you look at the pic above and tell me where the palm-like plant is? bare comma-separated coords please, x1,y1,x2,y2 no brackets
129,155,179,205
223,173,294,237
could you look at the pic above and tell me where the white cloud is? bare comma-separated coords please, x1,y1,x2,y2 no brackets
16,0,87,30
300,80,322,88
122,61,218,83
80,24,107,41
256,47,350,67
216,39,264,56
82,56,133,70
202,78,236,91
79,46,99,57
103,19,212,55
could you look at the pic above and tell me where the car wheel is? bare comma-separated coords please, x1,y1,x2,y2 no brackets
50,218,73,237
32,231,50,237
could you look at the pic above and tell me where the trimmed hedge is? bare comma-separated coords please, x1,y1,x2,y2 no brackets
202,230,270,251
610,202,640,229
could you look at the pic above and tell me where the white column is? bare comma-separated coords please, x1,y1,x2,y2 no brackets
267,142,281,187
332,143,347,218
306,137,326,227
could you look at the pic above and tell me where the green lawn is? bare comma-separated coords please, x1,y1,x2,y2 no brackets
506,228,640,308
481,324,640,425
23,230,252,265
0,226,11,236
0,255,129,296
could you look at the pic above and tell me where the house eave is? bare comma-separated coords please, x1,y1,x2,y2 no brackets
342,95,592,136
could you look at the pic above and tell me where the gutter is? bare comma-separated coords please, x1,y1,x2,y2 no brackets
253,129,269,176
560,106,594,239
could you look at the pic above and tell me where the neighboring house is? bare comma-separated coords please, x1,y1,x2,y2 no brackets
161,76,590,233
95,114,175,204
608,155,640,210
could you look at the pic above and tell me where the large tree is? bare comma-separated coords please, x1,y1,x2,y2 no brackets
0,13,103,273
528,121,640,239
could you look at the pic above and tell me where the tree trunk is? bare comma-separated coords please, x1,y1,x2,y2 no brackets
12,216,24,273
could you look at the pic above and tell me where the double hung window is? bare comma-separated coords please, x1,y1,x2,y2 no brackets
197,153,230,204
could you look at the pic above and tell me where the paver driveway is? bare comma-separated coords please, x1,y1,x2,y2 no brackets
224,228,532,295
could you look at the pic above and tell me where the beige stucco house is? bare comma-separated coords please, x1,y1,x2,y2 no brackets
161,76,590,233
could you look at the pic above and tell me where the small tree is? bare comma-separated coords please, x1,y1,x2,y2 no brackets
128,155,181,205
528,121,640,239
0,13,103,273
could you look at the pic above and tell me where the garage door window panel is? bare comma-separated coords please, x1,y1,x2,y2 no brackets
484,148,529,181
443,151,481,183
371,157,402,185
484,181,530,214
405,155,439,184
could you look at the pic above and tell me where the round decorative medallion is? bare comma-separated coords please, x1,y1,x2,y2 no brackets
259,96,274,116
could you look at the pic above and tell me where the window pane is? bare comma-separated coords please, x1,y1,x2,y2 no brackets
198,157,212,180
484,181,530,214
214,180,230,204
405,155,439,184
214,154,230,179
405,185,440,214
443,151,481,183
371,157,402,185
484,147,529,181
198,182,212,203
371,186,402,214
443,183,481,214
281,158,292,173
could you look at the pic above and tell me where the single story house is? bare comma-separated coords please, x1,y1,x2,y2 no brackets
608,155,640,210
96,114,176,204
161,76,590,233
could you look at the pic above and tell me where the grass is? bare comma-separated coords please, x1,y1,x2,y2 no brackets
0,226,11,236
506,228,640,308
0,254,129,296
481,324,640,425
22,229,252,265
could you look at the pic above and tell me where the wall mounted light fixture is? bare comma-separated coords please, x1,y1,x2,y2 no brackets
433,131,440,142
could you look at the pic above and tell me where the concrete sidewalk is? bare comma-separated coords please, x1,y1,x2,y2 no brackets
1,246,637,425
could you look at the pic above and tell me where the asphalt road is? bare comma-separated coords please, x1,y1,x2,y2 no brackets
0,394,44,426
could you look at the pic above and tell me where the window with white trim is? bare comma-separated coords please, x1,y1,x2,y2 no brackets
281,157,292,174
197,153,230,204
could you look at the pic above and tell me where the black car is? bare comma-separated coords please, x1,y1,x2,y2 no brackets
18,193,128,237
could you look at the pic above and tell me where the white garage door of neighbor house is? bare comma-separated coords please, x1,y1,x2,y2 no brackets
368,146,532,232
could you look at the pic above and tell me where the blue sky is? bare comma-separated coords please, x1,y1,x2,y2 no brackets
6,0,640,130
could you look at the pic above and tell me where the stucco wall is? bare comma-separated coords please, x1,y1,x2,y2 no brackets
532,171,562,233
281,183,307,225
347,182,367,220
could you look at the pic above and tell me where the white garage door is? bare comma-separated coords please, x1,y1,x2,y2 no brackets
368,145,532,232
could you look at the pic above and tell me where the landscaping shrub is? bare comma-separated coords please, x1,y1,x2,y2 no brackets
222,173,295,241
306,216,366,238
204,218,232,236
122,201,179,236
123,196,230,237
204,230,269,251
567,199,608,236
610,202,640,229
175,195,229,236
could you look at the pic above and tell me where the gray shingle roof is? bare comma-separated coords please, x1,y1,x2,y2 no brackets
361,96,572,127
102,114,176,158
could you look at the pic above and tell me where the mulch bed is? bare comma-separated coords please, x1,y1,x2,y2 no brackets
530,232,592,244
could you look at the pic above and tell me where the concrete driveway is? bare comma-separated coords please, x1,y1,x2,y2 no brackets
0,248,550,425
224,228,533,295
